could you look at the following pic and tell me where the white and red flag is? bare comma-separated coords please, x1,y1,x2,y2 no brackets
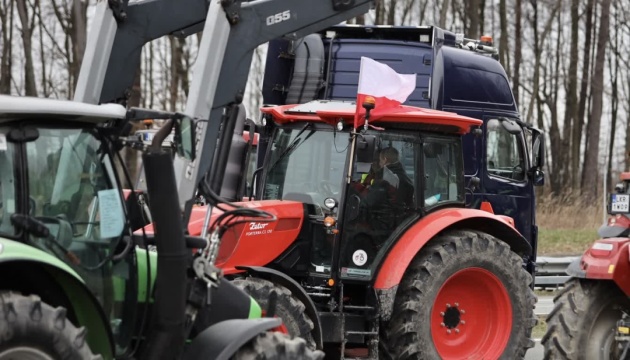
353,57,417,129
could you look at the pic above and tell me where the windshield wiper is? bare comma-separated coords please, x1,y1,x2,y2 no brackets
10,213,80,265
268,123,314,171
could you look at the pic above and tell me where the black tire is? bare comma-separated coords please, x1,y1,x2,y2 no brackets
0,292,101,360
232,278,315,348
542,278,630,359
232,331,324,360
385,230,536,360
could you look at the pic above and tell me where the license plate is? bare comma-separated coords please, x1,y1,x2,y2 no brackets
610,194,630,214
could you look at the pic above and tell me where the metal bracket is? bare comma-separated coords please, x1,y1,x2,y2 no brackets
332,0,355,10
108,0,129,22
221,0,242,25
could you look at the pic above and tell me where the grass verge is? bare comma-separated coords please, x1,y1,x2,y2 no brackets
532,315,547,339
537,227,598,256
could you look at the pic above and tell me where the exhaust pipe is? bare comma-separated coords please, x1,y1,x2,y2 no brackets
141,121,188,359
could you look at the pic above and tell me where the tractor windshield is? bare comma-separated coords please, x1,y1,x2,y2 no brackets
262,126,349,213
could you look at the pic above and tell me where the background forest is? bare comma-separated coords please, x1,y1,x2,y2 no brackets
0,0,628,226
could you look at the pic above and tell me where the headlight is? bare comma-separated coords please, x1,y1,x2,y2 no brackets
324,197,337,209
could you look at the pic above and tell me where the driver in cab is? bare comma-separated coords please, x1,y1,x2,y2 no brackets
352,147,414,228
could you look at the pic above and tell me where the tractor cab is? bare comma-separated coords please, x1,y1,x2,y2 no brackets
0,95,143,356
255,100,480,279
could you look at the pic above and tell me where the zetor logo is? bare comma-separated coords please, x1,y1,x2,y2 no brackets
249,222,269,230
246,222,273,236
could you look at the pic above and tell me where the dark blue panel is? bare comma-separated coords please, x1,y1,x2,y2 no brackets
442,47,517,112
322,39,432,109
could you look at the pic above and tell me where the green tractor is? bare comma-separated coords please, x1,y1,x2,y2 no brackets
0,95,324,359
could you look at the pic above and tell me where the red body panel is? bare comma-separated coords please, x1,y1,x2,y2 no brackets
374,208,519,290
138,200,305,274
579,238,630,296
261,103,482,134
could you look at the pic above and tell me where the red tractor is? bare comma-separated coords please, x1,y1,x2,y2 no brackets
543,172,630,359
162,99,538,359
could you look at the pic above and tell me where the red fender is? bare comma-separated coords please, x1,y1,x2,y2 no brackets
373,208,526,290
578,238,630,296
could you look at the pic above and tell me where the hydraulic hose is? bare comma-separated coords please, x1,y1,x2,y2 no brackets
140,137,189,360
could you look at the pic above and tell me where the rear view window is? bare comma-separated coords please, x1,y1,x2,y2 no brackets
445,66,513,105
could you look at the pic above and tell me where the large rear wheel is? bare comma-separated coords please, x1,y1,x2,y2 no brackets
232,331,324,359
542,278,630,359
0,292,101,360
232,277,316,348
386,230,536,359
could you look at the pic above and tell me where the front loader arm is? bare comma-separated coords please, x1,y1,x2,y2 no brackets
175,0,374,217
75,0,210,105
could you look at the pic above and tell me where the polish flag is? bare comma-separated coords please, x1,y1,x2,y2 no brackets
353,57,417,129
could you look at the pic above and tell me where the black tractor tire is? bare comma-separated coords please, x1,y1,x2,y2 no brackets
385,230,536,360
232,331,324,360
0,292,101,360
542,278,630,359
232,277,316,348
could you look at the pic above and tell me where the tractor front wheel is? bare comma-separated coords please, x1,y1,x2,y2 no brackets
233,331,324,359
386,230,536,359
232,277,316,348
0,292,101,360
542,278,630,359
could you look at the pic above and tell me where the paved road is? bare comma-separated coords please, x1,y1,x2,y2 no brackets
525,296,554,359
526,340,544,360
535,296,554,316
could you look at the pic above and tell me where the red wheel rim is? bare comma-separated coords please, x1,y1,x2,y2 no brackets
261,310,290,334
431,267,512,359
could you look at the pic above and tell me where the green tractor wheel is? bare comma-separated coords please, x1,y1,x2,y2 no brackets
0,292,101,360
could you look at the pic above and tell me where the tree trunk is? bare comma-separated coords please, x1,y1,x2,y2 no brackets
438,0,449,28
605,1,619,189
547,13,563,194
562,0,579,190
465,0,481,39
512,0,522,107
0,0,14,94
581,0,612,199
70,0,87,90
169,35,183,112
15,0,37,96
375,0,385,25
498,0,510,76
386,0,397,25
574,0,595,190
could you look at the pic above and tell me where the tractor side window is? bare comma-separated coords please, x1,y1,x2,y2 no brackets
0,131,16,236
340,133,419,278
423,137,464,207
25,127,135,354
486,119,525,181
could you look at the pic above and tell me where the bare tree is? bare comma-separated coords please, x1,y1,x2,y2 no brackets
582,0,612,197
0,0,14,94
50,0,88,96
605,0,620,188
562,0,579,190
512,0,522,106
15,0,38,96
498,0,510,75
574,0,595,189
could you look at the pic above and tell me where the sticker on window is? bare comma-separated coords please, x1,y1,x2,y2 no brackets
352,249,368,266
98,189,124,238
0,134,7,151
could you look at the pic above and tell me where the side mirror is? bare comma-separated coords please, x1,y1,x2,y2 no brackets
174,115,197,161
531,130,545,169
356,134,376,163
